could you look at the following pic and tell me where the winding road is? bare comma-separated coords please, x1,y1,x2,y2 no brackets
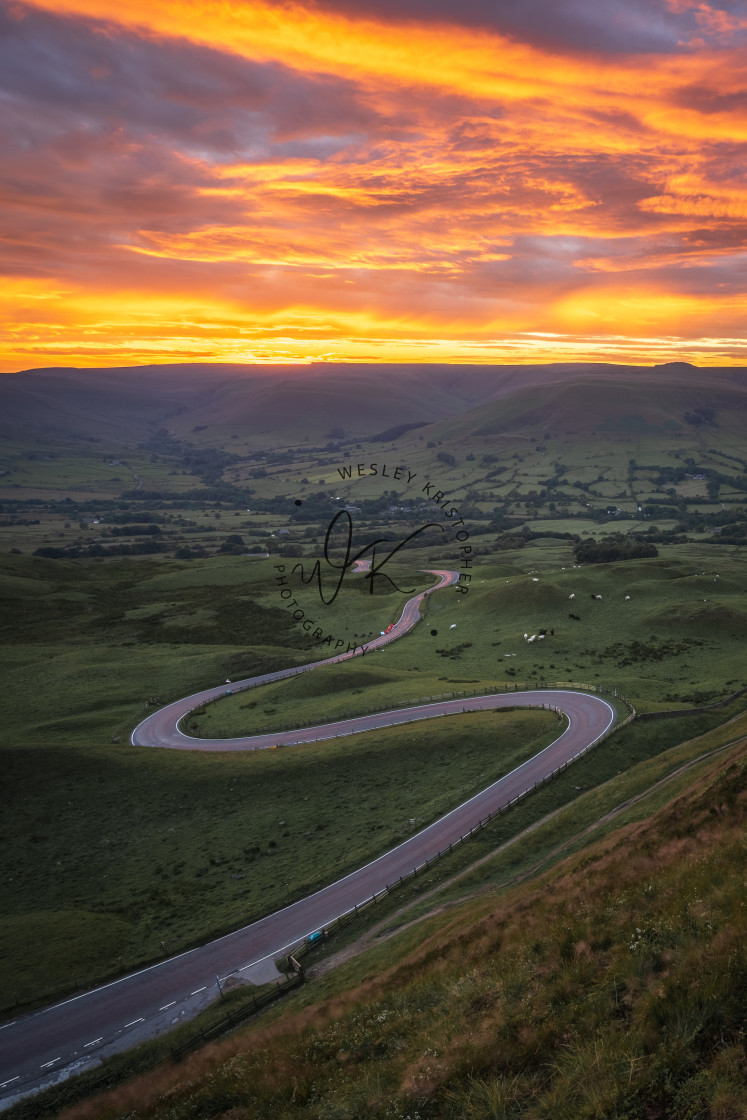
0,569,616,1104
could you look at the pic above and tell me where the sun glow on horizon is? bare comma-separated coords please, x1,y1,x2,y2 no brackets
1,0,746,371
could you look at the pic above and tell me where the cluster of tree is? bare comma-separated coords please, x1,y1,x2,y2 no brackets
573,535,659,563
108,524,162,537
632,528,688,544
492,525,579,551
105,511,167,524
708,470,747,494
138,431,244,488
710,524,747,545
641,503,681,518
174,545,208,560
33,539,167,559
218,534,246,555
707,448,747,469
673,508,746,531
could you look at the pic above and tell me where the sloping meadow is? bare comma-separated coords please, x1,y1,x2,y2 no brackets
58,737,746,1120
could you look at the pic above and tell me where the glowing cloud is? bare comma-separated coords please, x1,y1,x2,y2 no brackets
0,0,745,369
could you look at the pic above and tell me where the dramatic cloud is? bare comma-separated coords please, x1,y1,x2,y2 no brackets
0,0,746,369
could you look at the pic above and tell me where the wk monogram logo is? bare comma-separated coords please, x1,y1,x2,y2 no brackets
291,509,445,605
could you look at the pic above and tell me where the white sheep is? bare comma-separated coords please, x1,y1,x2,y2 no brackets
528,634,536,643
569,593,575,600
624,595,630,600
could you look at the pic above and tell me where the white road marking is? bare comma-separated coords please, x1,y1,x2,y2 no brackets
124,1018,144,1028
0,1077,19,1087
83,1038,103,1047
0,1022,16,1030
40,1058,60,1068
159,1002,176,1011
16,570,613,1079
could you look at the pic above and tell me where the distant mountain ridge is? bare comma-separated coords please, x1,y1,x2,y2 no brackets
1,361,745,447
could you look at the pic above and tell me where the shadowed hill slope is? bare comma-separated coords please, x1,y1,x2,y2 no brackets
3,361,745,448
45,731,746,1120
414,366,747,446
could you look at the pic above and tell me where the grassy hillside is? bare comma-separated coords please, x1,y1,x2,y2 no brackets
0,708,560,1012
1,362,746,1112
1,358,746,1016
39,725,745,1120
4,361,744,451
0,362,555,448
2,540,744,1010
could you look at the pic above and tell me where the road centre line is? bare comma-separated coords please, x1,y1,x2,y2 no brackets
159,1002,176,1010
83,1038,103,1047
40,1058,60,1068
0,1077,19,1087
124,1018,144,1028
191,987,206,995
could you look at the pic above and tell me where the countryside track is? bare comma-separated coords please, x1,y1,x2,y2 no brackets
0,570,616,1101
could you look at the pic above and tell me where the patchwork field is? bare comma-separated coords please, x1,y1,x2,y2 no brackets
1,360,745,1029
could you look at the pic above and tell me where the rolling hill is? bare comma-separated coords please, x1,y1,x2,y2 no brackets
4,361,744,449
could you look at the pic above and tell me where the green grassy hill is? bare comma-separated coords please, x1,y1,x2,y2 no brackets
405,366,747,446
2,361,746,1117
6,361,744,451
24,720,745,1120
0,362,525,447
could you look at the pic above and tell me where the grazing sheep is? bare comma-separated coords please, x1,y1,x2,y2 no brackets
569,593,575,600
624,595,630,600
569,612,581,621
528,634,536,642
538,634,545,640
591,594,602,600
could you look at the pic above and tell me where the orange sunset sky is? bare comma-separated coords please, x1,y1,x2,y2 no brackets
1,0,747,371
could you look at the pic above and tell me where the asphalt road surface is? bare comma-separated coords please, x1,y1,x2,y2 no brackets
0,570,616,1102
131,568,460,750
